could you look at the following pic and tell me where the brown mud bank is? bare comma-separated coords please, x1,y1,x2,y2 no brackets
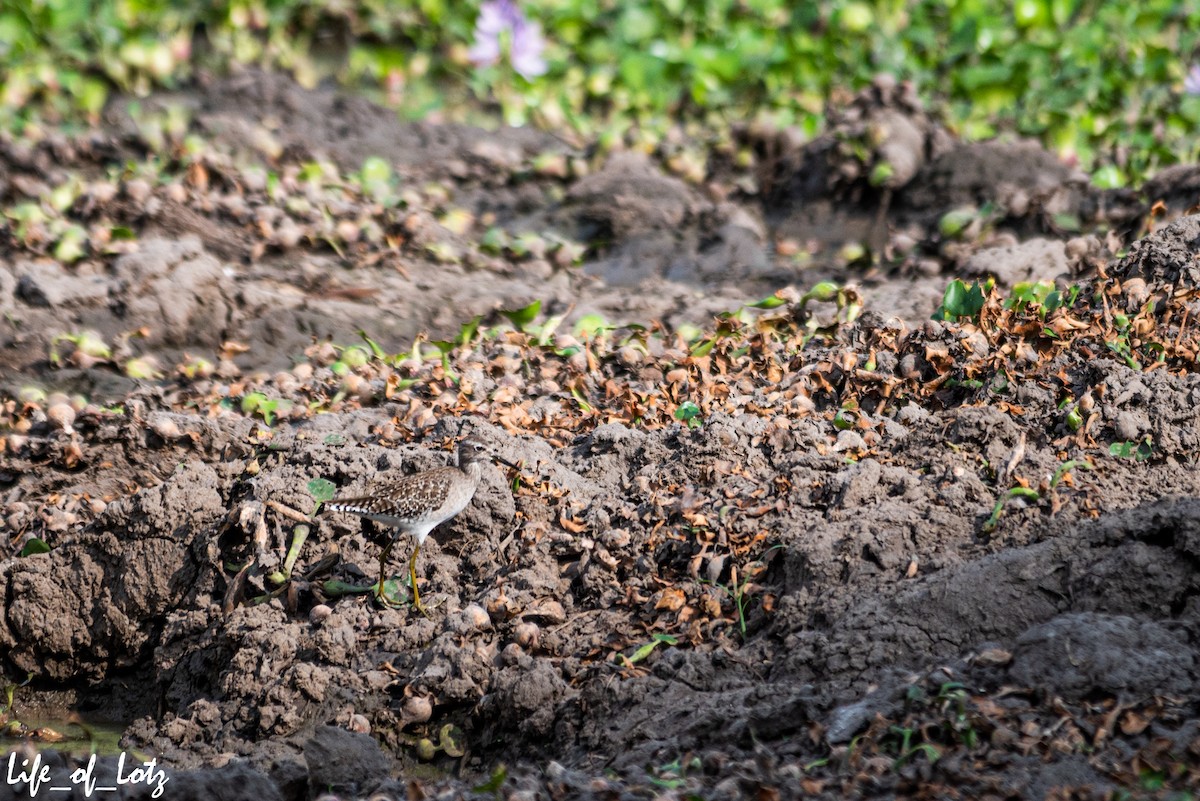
2,71,1200,798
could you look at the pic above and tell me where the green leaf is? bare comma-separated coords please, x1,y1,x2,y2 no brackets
674,401,702,428
124,356,161,379
457,315,483,346
282,524,310,578
19,538,51,557
625,633,678,664
358,330,388,360
747,293,788,309
360,156,391,184
570,385,593,412
934,279,987,321
321,580,374,596
573,313,611,337
479,227,509,254
938,207,978,238
307,478,336,503
801,281,840,305
472,766,508,794
500,300,542,331
869,161,895,186
1109,438,1154,461
438,724,465,757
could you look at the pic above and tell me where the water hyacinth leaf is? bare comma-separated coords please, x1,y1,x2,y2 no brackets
19,538,51,557
501,299,542,331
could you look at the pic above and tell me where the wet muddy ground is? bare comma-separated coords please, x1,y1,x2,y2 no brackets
2,71,1199,799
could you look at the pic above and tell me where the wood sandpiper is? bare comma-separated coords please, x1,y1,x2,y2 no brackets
326,435,518,614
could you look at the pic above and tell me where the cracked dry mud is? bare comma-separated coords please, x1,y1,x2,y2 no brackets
2,72,1199,799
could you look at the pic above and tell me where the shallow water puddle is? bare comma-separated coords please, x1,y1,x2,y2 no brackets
2,718,127,756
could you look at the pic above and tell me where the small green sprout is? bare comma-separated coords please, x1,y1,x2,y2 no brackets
1050,459,1092,489
932,278,989,322
938,206,978,239
500,299,542,332
869,160,895,186
674,401,703,429
404,723,466,762
700,546,780,636
1004,280,1060,316
241,392,289,426
479,227,510,254
1109,437,1154,461
833,401,859,431
472,765,508,797
124,355,162,379
982,486,1041,532
746,292,789,310
569,385,594,412
18,538,51,557
456,315,483,347
307,478,336,516
621,633,678,666
49,330,111,367
358,330,390,361
573,313,612,339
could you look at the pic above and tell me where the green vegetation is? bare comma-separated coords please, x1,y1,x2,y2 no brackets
2,1,1199,177
933,278,990,322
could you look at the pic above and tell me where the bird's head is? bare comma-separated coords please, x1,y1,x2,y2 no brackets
456,435,519,470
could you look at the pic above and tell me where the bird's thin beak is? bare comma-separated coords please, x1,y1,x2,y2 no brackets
493,453,521,470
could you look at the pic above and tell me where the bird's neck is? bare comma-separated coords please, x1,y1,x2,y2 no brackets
460,460,484,482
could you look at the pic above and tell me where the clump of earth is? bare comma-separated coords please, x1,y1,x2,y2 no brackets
1,71,1199,799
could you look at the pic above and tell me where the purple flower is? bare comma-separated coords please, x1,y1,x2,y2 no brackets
1186,64,1200,96
469,0,547,80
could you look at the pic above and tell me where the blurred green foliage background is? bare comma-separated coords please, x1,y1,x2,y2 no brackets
2,0,1199,181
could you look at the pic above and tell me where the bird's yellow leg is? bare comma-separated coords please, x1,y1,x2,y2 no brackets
373,541,404,608
409,542,428,617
